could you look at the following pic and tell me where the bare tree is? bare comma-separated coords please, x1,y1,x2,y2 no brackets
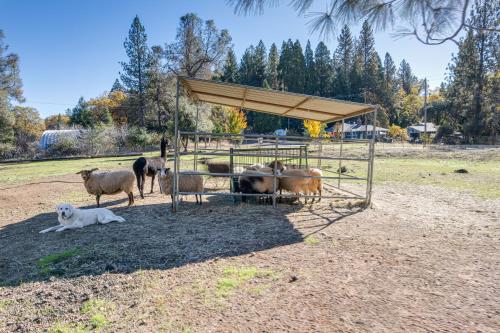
165,13,232,78
227,0,499,45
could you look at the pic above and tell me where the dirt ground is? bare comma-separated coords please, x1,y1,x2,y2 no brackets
0,155,499,332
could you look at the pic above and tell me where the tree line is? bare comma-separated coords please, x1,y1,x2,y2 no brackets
217,21,426,134
0,0,497,159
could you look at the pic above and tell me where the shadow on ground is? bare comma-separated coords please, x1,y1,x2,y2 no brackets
0,195,363,286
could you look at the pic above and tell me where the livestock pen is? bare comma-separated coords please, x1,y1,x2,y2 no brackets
171,76,378,212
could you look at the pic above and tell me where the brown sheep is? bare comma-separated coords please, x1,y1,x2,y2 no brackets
157,168,204,210
77,168,135,207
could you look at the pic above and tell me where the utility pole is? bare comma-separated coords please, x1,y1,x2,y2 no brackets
423,78,428,146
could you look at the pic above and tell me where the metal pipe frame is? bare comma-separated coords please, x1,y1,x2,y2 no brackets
179,130,371,142
172,79,377,212
177,171,366,181
177,151,369,162
177,191,362,200
173,78,180,213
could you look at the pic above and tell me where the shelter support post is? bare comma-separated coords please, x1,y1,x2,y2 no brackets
272,136,278,207
338,119,344,188
173,78,180,213
365,107,377,206
194,103,199,170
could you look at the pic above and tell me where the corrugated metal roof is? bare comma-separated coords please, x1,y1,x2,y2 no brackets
180,76,375,122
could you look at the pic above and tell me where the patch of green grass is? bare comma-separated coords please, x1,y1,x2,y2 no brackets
374,157,500,198
0,300,12,311
325,157,500,198
47,322,89,333
0,153,161,185
37,248,81,275
216,266,275,297
304,235,320,245
80,298,115,331
89,314,107,330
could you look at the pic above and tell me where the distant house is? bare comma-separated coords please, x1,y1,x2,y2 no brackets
407,123,438,141
326,123,388,139
39,129,81,149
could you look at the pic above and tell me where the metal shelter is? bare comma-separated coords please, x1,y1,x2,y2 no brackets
172,76,378,212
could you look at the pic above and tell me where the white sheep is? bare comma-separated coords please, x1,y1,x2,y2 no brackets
157,167,204,209
245,163,265,171
76,168,135,207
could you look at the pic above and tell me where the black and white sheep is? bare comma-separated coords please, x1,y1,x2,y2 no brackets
238,167,277,203
157,167,204,209
133,138,167,199
76,168,135,207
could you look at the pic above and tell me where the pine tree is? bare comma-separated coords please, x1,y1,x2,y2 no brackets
254,40,267,86
445,0,499,140
221,49,238,83
278,40,294,91
120,16,152,127
304,40,316,95
333,25,354,98
288,40,306,93
398,59,417,94
0,30,24,103
110,79,125,92
266,43,280,89
383,53,399,124
0,30,23,151
314,42,333,97
347,38,362,102
239,45,256,85
357,21,377,101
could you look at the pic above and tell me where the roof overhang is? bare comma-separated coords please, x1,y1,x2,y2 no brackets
179,76,375,122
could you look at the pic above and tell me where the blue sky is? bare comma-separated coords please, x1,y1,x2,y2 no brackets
2,0,458,118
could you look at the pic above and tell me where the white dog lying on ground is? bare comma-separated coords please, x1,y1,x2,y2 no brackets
39,203,125,233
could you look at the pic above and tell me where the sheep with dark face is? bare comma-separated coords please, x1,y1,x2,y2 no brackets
77,168,135,207
157,167,204,210
238,167,277,203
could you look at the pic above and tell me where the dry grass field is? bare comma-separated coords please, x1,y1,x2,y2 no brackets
0,144,499,332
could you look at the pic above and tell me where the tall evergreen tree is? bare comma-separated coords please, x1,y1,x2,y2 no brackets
266,43,280,89
120,16,152,126
0,30,24,103
333,25,354,98
357,21,378,101
445,0,499,140
398,59,417,94
221,49,239,83
0,31,23,151
254,40,267,86
383,52,399,124
238,45,256,85
110,79,125,92
288,40,306,93
314,42,333,97
304,40,316,95
278,40,294,91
